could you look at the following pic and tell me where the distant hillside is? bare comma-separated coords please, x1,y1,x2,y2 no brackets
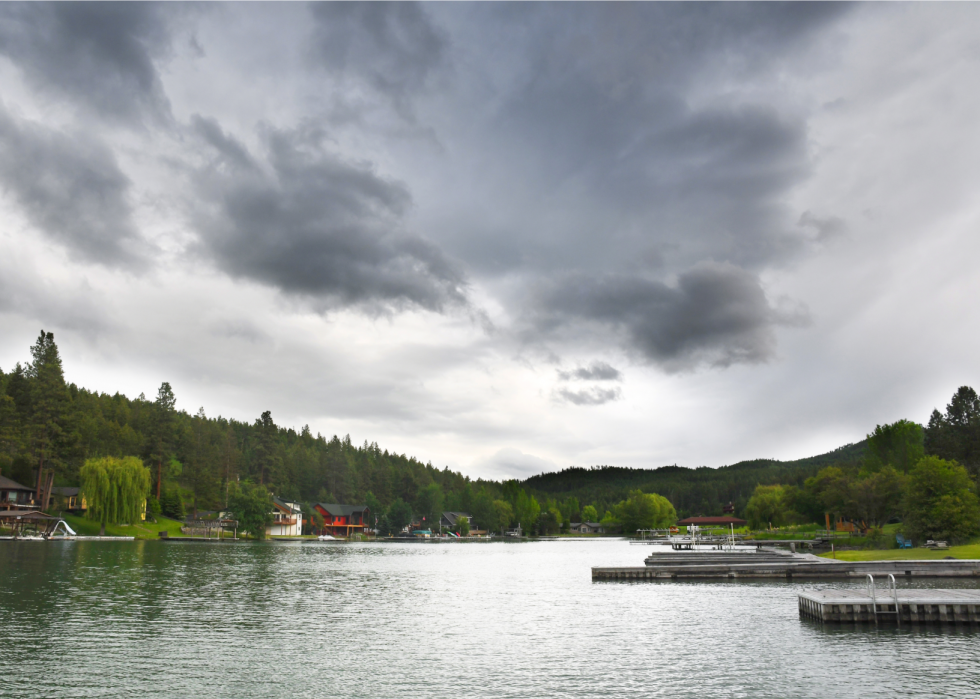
521,441,867,519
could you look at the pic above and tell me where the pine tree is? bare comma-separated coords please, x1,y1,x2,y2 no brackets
150,382,177,499
252,411,282,486
26,331,70,498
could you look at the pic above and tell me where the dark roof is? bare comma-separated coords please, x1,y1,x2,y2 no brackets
0,475,33,491
676,516,747,526
316,503,368,516
441,511,474,526
0,509,57,520
51,486,81,497
272,496,301,513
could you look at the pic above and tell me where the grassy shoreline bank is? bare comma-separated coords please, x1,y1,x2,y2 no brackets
818,544,980,561
59,514,186,539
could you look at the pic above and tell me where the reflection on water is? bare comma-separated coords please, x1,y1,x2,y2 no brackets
1,540,978,698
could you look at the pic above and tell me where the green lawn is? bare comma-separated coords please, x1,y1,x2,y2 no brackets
818,543,980,561
60,513,186,539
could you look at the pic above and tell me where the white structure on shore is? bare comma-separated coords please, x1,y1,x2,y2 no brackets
267,497,302,537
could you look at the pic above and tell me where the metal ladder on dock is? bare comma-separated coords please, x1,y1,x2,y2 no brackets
866,573,901,627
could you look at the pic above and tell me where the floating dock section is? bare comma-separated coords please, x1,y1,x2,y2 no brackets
592,549,980,580
799,588,980,625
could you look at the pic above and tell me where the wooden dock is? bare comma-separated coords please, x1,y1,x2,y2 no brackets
593,550,980,580
799,588,980,625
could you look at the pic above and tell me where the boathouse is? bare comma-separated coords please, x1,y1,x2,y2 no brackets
314,503,369,537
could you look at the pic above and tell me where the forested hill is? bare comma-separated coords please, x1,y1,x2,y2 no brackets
0,331,487,516
522,441,868,519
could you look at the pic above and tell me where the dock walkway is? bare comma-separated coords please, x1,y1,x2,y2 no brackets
593,549,980,580
799,588,980,625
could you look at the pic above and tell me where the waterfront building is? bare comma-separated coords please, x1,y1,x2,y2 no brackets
314,503,369,538
440,511,476,531
268,497,302,537
50,486,85,512
569,521,605,534
0,474,37,510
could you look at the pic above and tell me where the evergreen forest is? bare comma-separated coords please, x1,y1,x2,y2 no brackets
2,330,979,541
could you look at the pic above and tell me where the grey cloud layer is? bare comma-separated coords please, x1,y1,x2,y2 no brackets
423,3,846,368
0,107,144,267
189,116,467,312
0,2,851,373
308,2,448,120
0,3,176,126
555,386,621,407
436,2,849,275
558,362,621,382
532,262,808,370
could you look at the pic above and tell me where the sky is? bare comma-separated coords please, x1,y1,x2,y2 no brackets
2,2,980,481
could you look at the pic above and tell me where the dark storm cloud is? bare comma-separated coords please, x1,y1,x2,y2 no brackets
307,2,448,119
189,115,467,312
0,2,174,125
416,2,847,370
555,386,621,407
533,262,808,370
439,2,852,277
558,361,621,382
0,107,145,267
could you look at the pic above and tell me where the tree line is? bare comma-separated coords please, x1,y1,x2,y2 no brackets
742,395,980,543
0,331,595,537
4,330,976,542
522,443,867,520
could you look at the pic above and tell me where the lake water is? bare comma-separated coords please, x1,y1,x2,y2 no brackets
2,539,979,698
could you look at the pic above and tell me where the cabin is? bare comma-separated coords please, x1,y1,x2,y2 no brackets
267,497,302,537
314,503,369,537
50,486,86,511
0,474,37,509
569,521,605,534
440,511,476,531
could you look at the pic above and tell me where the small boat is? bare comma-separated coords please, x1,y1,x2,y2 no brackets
317,534,337,541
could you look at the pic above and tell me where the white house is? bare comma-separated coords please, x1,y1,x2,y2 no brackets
267,496,302,537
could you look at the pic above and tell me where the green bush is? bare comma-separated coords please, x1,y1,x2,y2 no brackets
904,456,980,543
160,484,185,521
146,495,162,517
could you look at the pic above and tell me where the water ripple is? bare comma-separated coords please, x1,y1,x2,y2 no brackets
1,540,978,698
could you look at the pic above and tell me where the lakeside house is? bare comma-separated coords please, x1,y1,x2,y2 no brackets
569,521,605,534
0,474,37,510
314,503,369,537
268,497,302,537
50,486,85,512
440,511,476,531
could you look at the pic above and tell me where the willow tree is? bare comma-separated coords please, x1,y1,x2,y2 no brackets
80,456,152,535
